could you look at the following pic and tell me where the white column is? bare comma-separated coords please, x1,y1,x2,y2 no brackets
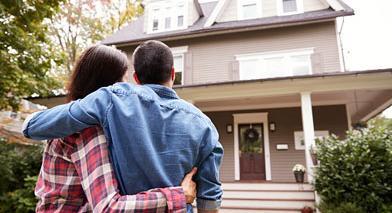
300,92,315,183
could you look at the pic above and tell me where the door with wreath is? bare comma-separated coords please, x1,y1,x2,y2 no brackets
239,123,266,180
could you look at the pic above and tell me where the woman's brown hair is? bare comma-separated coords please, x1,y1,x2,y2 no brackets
67,45,129,102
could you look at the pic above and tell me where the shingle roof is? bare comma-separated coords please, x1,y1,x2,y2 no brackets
102,0,354,46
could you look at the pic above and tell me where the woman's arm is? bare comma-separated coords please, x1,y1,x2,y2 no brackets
70,127,196,212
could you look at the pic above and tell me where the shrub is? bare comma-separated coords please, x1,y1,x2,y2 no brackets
314,125,392,212
0,139,43,213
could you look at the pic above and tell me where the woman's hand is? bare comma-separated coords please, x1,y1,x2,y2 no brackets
181,168,197,204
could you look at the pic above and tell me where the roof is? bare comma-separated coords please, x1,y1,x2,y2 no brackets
102,0,354,46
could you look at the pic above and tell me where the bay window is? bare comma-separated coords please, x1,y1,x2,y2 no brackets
148,1,187,33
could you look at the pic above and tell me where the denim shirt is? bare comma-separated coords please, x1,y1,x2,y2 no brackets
23,83,223,211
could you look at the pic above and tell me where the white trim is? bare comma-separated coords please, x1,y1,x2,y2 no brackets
199,100,347,112
300,92,315,183
171,46,189,55
204,0,228,27
277,0,304,16
233,113,272,181
345,103,352,130
324,0,344,11
237,0,263,20
360,97,392,122
235,48,314,60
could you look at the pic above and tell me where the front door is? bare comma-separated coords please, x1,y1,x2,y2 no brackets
239,123,266,180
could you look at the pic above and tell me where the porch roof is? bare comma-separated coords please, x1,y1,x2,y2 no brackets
174,69,392,102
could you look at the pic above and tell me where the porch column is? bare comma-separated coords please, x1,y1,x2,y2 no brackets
300,92,315,183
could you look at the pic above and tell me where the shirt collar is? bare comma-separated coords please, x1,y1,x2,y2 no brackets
144,84,179,99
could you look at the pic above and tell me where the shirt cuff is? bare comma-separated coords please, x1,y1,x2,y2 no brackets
22,111,42,138
197,198,222,210
159,187,187,213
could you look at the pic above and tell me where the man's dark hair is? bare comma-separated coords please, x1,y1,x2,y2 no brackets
133,40,173,84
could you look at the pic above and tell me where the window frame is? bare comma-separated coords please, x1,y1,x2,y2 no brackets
236,48,314,80
147,0,188,34
277,0,304,16
237,0,263,20
171,46,188,85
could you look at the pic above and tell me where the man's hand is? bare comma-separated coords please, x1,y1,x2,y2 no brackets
181,167,197,204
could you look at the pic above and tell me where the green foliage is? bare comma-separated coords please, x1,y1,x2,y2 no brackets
0,0,64,110
318,201,365,213
314,125,392,212
0,140,43,213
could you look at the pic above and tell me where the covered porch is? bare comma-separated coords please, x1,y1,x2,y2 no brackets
176,69,392,183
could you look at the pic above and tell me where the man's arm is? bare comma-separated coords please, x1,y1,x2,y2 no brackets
71,127,196,212
22,88,111,140
195,124,224,212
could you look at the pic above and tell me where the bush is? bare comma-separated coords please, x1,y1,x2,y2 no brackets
0,139,43,213
314,125,392,212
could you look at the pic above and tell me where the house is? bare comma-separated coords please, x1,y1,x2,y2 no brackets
29,0,392,211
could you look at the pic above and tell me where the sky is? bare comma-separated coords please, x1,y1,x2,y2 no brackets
338,0,392,118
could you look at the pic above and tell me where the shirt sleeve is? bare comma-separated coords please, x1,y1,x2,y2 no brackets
22,88,112,140
194,123,224,211
70,127,187,213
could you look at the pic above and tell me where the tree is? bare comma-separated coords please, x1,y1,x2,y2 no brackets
49,0,143,81
0,0,64,110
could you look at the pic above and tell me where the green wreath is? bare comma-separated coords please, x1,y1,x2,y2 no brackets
243,127,260,143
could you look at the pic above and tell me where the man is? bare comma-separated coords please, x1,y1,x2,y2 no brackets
23,40,223,212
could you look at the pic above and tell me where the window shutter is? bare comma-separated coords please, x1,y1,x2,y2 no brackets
184,52,193,85
231,60,240,80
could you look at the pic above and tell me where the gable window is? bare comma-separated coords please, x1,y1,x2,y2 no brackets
278,0,304,15
148,1,187,33
238,0,262,20
171,46,188,85
236,48,313,80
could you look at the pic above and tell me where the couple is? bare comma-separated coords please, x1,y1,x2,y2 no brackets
23,41,223,212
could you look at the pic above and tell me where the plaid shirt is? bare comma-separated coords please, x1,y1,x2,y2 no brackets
35,126,186,213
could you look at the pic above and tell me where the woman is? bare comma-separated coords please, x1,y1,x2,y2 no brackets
35,45,196,212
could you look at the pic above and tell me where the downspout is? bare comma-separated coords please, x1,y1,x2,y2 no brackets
338,17,347,71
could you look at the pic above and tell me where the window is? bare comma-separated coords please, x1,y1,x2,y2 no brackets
173,55,184,85
238,0,262,20
237,49,313,80
171,46,188,85
278,0,303,15
148,1,186,33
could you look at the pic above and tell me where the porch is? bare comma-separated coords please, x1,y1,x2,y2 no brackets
176,69,392,183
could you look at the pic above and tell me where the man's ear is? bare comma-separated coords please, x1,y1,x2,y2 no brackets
133,72,141,85
171,67,175,81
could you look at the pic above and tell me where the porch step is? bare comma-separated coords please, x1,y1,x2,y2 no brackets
218,183,315,212
222,183,314,191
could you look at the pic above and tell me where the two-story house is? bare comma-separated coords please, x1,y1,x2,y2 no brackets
30,0,392,211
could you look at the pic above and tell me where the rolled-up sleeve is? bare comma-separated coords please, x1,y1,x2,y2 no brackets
22,88,112,140
195,123,224,210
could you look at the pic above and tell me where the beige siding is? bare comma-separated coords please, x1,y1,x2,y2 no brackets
205,105,348,182
217,0,330,23
121,22,341,85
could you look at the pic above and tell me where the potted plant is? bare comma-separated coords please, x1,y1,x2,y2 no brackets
301,206,313,213
309,144,318,165
292,164,306,183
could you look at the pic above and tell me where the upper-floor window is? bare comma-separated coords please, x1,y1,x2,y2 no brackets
278,0,304,15
171,46,188,85
236,48,313,80
238,0,262,20
148,1,187,34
